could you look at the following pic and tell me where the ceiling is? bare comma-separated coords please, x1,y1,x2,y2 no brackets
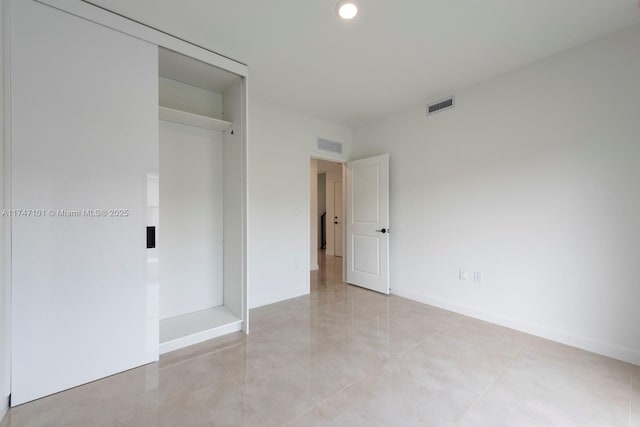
88,0,640,126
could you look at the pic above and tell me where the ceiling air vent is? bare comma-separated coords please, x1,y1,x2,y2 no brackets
427,96,455,116
317,137,343,154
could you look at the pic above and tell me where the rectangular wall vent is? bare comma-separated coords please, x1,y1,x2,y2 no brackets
317,137,343,154
427,96,455,116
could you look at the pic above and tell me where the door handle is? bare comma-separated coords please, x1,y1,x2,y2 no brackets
147,226,156,248
375,228,387,234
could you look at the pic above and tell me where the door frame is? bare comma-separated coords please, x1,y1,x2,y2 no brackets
307,154,347,293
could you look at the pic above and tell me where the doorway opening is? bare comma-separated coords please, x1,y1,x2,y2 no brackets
310,158,346,288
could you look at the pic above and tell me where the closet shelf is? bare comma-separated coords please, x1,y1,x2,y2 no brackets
159,106,232,131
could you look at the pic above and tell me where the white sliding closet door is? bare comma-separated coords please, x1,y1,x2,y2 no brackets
10,0,158,405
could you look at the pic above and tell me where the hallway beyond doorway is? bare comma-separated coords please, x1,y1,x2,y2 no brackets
311,250,343,293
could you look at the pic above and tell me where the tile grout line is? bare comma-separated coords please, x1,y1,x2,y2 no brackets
455,370,505,424
494,400,547,427
277,297,464,425
388,317,460,362
227,373,272,427
454,333,534,424
484,335,548,426
280,365,385,427
161,340,245,370
308,297,456,349
117,369,248,426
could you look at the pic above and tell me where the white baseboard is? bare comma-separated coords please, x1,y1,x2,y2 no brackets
310,264,319,271
391,288,640,366
249,287,308,309
0,395,8,421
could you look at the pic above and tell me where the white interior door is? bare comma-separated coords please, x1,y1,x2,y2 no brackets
333,179,343,257
10,0,158,405
346,154,390,294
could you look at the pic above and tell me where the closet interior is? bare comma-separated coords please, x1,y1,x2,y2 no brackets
156,47,246,354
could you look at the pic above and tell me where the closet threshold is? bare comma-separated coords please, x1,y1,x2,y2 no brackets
159,306,242,354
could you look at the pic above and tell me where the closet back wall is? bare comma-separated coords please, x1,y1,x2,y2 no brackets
159,120,224,319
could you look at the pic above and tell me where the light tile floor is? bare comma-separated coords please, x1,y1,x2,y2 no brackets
1,253,638,426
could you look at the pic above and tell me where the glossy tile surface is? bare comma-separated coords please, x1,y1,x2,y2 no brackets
482,337,634,427
632,370,640,427
1,253,637,426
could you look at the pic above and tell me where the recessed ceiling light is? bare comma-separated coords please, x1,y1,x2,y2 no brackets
336,0,358,20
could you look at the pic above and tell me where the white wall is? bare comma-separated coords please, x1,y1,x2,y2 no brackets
352,24,640,364
247,98,351,308
0,0,9,418
159,121,224,319
309,159,318,270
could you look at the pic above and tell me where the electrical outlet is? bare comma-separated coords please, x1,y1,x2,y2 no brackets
459,269,469,280
473,272,482,283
